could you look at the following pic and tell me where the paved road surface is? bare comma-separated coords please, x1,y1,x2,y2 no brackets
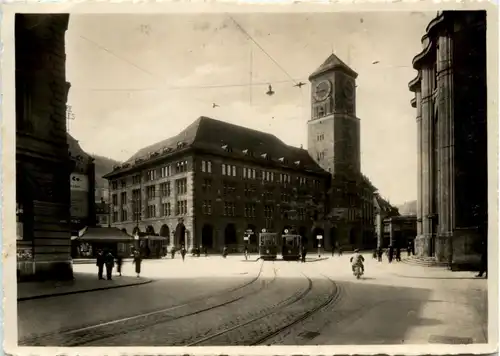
18,254,487,346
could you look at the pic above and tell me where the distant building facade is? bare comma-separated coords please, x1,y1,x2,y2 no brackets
16,14,73,281
373,194,400,248
382,215,417,249
409,11,487,265
104,117,330,253
308,54,377,250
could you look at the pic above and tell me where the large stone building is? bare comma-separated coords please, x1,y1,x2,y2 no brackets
16,14,73,280
104,117,330,252
409,11,487,266
105,53,380,253
308,54,377,250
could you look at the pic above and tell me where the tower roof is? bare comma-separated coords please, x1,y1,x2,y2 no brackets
309,53,358,80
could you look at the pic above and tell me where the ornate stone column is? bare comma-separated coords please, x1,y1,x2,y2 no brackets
420,67,433,257
435,32,455,263
416,90,423,238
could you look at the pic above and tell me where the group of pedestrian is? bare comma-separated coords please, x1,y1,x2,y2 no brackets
95,249,143,280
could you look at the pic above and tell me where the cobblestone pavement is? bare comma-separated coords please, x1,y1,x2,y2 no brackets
18,254,488,346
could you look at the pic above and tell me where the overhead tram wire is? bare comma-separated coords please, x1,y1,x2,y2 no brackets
78,78,309,93
227,15,299,87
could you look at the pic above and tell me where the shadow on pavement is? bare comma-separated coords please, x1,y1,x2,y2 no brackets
319,280,439,345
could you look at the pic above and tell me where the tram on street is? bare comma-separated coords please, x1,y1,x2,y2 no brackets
281,230,302,261
259,229,278,260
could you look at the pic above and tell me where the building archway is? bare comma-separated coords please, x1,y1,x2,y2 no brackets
224,223,237,246
247,224,257,245
312,227,325,248
146,225,155,235
202,224,214,248
329,227,337,249
349,228,357,246
132,226,141,236
121,228,127,235
299,226,308,246
160,224,170,245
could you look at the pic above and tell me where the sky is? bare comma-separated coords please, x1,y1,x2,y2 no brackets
65,12,436,205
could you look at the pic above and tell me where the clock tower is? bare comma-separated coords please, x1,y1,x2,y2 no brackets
307,53,361,176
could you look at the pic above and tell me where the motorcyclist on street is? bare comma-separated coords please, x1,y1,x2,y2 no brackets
350,249,365,274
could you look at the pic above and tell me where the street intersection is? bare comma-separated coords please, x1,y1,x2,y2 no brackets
18,253,488,346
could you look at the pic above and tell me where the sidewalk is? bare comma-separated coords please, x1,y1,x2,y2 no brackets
18,272,152,301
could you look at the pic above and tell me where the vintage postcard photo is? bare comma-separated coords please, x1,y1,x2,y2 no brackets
2,2,498,355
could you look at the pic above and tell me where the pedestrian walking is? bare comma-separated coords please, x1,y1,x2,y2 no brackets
171,247,176,259
377,247,383,262
104,250,115,280
244,245,248,260
338,246,343,256
204,246,208,257
407,241,412,257
133,250,142,278
181,245,186,261
396,246,401,262
96,249,105,280
476,239,487,278
388,245,394,263
222,246,228,258
198,245,202,257
116,254,123,276
301,245,307,263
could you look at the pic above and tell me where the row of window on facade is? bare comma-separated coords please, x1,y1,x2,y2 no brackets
112,199,309,223
111,159,318,190
111,161,188,189
112,179,187,205
112,200,187,223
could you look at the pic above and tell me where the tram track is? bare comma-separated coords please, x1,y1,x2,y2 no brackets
19,261,277,346
186,272,341,346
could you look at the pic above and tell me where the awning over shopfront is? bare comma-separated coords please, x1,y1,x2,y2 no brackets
75,227,134,243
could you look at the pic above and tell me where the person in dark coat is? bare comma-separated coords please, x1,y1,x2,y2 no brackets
133,250,142,278
180,245,187,261
96,249,105,280
104,250,115,280
171,247,176,259
204,246,208,257
407,241,413,257
377,247,383,262
395,246,401,262
388,245,394,263
301,245,307,263
476,240,487,278
337,245,343,256
116,254,123,276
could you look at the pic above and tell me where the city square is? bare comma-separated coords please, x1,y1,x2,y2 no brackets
7,7,495,351
18,255,487,346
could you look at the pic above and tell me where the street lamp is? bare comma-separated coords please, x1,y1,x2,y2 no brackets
317,234,323,257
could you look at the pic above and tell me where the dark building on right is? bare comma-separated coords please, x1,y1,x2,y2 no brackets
409,11,487,266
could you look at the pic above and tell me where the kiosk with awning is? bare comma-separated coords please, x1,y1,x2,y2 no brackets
140,235,168,258
71,227,134,258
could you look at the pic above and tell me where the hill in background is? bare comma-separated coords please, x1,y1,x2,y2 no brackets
396,200,417,216
93,154,121,189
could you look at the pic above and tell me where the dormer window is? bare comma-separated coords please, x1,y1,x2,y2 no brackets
278,157,284,163
221,144,233,153
294,160,301,166
177,141,185,149
261,153,269,160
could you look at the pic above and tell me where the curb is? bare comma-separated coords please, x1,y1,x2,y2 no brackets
18,279,153,302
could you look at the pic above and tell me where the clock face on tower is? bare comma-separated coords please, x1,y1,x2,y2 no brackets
313,80,332,102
